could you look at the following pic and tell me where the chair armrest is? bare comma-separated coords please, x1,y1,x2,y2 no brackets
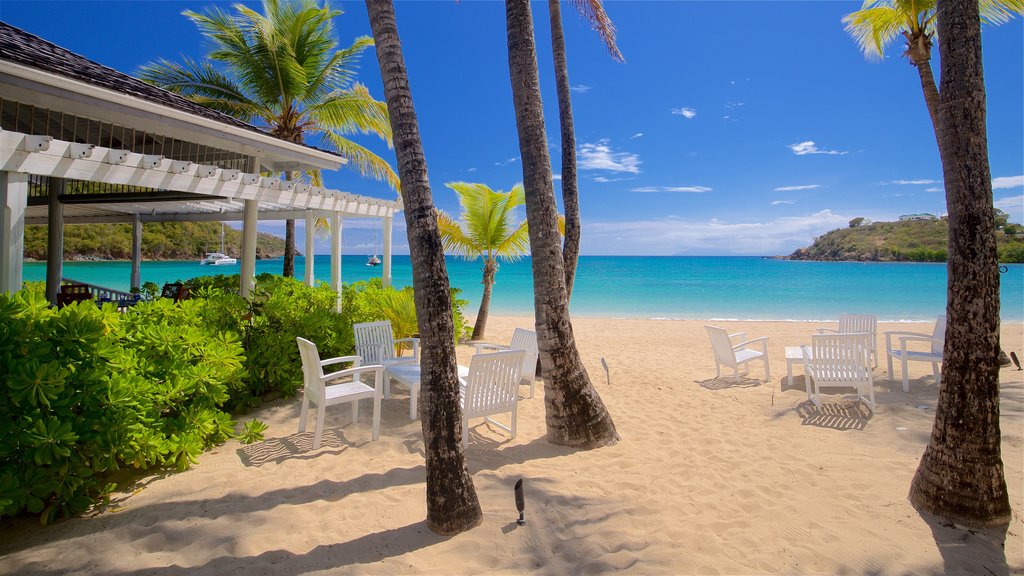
728,332,747,341
324,364,385,392
816,328,840,334
473,342,510,354
899,335,942,353
733,336,768,352
396,337,420,360
321,355,361,369
884,330,929,348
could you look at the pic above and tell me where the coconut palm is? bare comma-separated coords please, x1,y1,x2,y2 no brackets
437,182,530,341
842,0,1022,142
364,0,481,535
505,0,618,448
548,0,622,300
907,0,1010,528
141,0,399,278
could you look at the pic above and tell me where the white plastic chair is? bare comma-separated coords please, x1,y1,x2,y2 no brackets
459,349,525,448
705,325,770,382
473,328,540,398
884,315,946,392
817,314,878,367
296,337,384,449
802,332,875,411
353,320,419,398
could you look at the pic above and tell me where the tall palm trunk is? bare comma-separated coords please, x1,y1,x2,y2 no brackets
471,258,497,340
548,0,580,300
905,30,941,140
365,0,482,535
283,219,296,277
505,0,618,448
908,0,1010,528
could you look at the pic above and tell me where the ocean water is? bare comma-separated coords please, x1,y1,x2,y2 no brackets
21,256,1024,322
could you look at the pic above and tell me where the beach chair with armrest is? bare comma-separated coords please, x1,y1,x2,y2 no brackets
353,320,419,399
473,328,540,398
705,325,771,382
817,314,878,367
802,332,875,411
296,337,385,449
459,349,525,448
884,315,945,393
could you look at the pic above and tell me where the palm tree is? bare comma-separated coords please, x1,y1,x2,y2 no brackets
505,0,618,448
141,0,399,278
907,0,1010,528
842,0,1022,144
364,0,481,535
547,0,622,300
437,182,530,340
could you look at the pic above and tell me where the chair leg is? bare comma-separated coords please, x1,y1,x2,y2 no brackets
887,355,895,383
867,382,876,412
763,356,771,382
371,394,381,442
298,394,310,433
351,399,359,424
313,404,326,450
902,357,910,393
462,417,469,449
511,402,518,440
932,362,941,385
410,382,418,421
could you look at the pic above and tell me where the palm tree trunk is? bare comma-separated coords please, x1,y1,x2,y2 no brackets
905,30,941,143
908,0,1010,528
283,219,296,277
548,0,580,300
471,258,496,340
506,0,618,449
365,0,482,535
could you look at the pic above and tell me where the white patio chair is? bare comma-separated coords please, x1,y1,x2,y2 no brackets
884,315,946,393
473,327,540,398
296,337,384,449
459,349,525,448
817,314,878,367
353,320,419,398
705,325,770,382
802,332,875,411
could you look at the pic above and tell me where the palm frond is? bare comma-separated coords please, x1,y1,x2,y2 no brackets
319,132,400,190
436,209,481,259
568,0,624,62
842,4,909,60
139,58,266,121
492,218,530,262
979,0,1024,24
306,85,392,144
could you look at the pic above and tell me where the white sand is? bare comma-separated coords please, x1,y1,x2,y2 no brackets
2,317,1022,575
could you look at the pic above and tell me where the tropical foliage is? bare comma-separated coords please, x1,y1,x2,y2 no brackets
437,182,530,340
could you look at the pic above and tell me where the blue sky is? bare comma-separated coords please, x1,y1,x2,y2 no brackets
3,1,1022,256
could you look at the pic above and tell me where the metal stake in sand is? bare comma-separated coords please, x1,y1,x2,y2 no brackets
514,478,525,526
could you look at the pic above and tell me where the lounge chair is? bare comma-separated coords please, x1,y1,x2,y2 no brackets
884,315,945,392
353,320,419,399
296,337,384,448
817,314,878,367
705,325,770,382
459,349,525,448
473,327,540,398
802,332,875,411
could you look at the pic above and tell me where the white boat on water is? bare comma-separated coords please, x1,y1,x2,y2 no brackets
200,252,237,266
366,255,381,267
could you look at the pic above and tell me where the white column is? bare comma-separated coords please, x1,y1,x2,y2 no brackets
240,199,259,297
130,215,142,291
1,172,28,295
304,210,316,287
382,216,393,288
330,212,343,311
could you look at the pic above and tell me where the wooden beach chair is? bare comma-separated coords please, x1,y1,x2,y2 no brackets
883,315,945,392
473,328,540,398
802,333,875,411
705,325,771,382
817,314,878,367
459,349,525,448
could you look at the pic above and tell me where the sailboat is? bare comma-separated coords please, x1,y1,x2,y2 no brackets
200,222,238,266
366,224,381,267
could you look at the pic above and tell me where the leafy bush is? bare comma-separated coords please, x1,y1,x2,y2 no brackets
0,288,245,524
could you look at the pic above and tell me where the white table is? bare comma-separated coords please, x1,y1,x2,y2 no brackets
385,363,421,420
785,346,813,400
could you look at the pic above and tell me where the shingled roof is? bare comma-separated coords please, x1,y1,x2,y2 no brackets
0,20,274,138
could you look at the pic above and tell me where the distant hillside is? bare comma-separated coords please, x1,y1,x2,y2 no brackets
788,217,1024,263
24,222,288,261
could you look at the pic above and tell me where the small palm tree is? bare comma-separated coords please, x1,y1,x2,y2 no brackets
437,182,530,340
140,0,399,278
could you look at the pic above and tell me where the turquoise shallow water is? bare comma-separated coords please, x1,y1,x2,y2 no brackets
22,255,1024,322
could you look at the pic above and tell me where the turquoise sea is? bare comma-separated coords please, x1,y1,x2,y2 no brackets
21,256,1024,322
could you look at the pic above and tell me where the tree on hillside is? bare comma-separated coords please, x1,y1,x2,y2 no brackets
437,182,530,341
505,0,618,448
907,0,1010,528
547,0,622,300
141,0,399,278
843,0,1022,146
364,0,481,535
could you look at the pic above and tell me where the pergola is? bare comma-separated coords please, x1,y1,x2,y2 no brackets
0,22,401,304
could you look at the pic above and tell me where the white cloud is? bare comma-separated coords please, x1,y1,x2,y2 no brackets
631,133,644,139
582,210,850,255
578,139,641,174
993,175,1024,189
671,107,697,119
881,179,940,185
495,157,518,166
724,101,745,109
995,194,1023,210
925,187,943,192
789,141,847,156
593,175,632,183
771,200,795,205
570,84,591,93
552,173,562,181
631,185,711,193
773,184,820,191
467,167,477,172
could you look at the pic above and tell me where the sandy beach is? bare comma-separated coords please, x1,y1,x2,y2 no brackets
2,316,1022,575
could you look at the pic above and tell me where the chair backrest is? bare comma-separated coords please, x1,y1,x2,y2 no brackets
353,321,396,363
296,337,326,403
808,333,872,384
705,326,737,367
464,349,525,416
509,328,539,380
838,314,877,336
931,315,947,355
